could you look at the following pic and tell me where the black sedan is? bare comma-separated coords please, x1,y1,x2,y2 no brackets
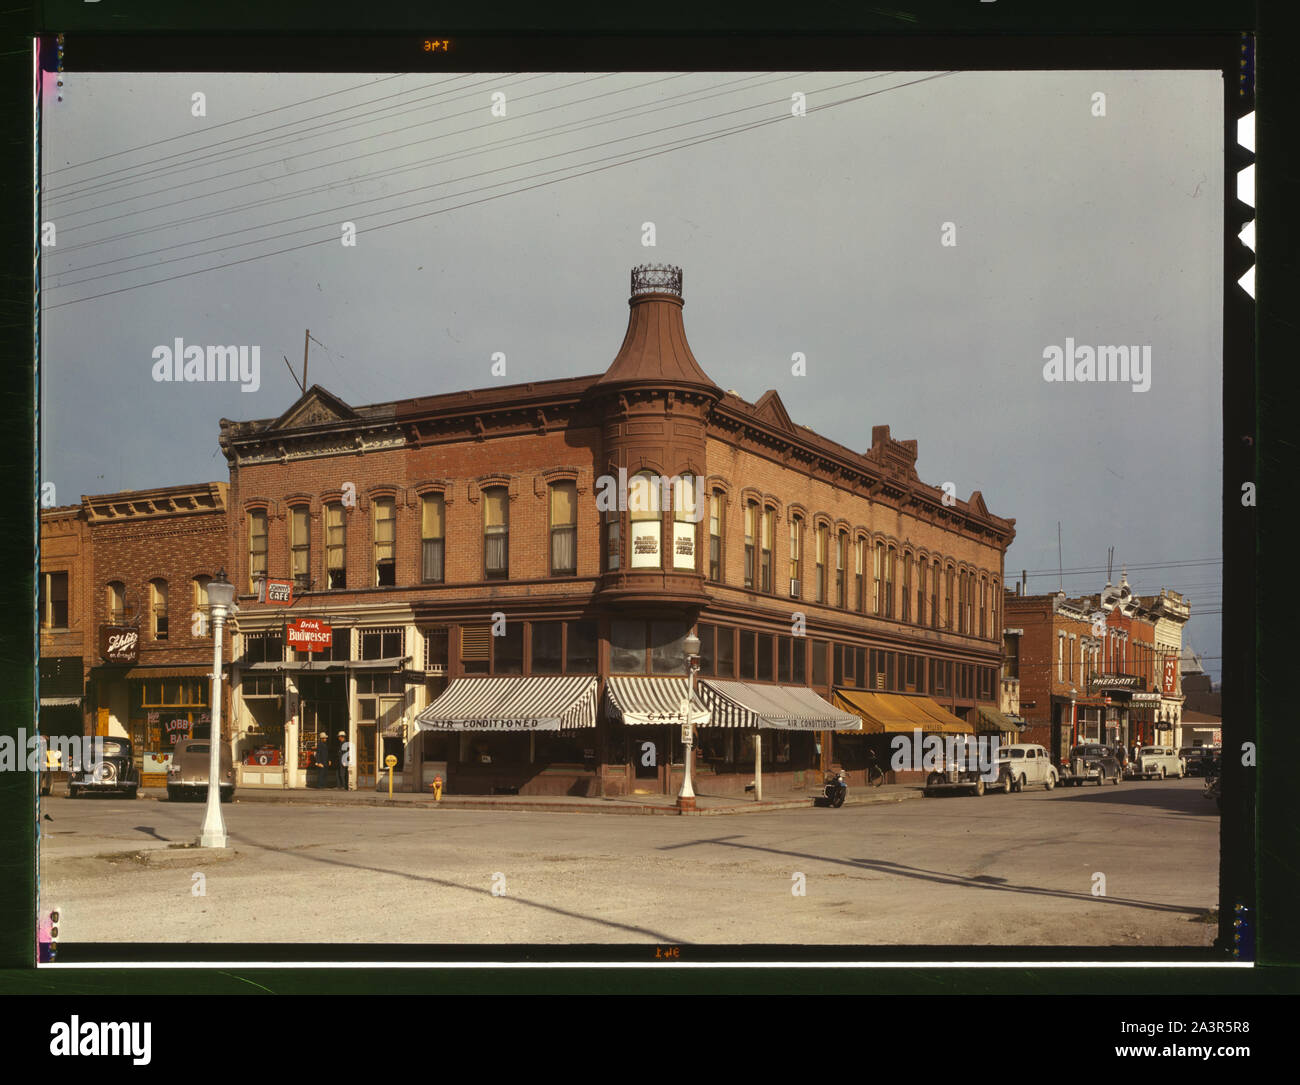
67,737,141,799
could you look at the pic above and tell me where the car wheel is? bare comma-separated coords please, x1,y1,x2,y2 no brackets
1015,773,1026,793
1002,773,1013,795
1159,766,1166,780
1044,772,1056,791
973,779,986,797
1113,771,1121,785
126,785,139,799
1097,771,1106,786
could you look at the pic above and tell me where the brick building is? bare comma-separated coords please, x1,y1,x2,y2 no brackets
1005,571,1190,763
38,484,230,779
216,265,1016,796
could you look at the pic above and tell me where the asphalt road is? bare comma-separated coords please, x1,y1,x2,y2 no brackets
39,778,1219,947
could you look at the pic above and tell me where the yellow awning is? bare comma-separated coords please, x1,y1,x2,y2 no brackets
833,689,971,734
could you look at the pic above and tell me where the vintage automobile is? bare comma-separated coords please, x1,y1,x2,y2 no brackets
1128,745,1186,780
67,737,140,799
1180,746,1211,776
1058,744,1124,786
996,743,1059,792
167,739,235,802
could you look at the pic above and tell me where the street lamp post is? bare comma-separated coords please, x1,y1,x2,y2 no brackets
199,570,236,848
678,633,701,812
1069,686,1078,751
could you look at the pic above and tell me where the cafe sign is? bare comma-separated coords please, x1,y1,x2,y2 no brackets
263,579,294,605
287,618,333,652
99,624,140,663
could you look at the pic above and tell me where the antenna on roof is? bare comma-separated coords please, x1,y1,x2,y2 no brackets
282,329,311,395
1057,521,1063,592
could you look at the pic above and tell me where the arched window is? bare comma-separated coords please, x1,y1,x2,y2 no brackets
902,553,913,624
930,559,940,628
248,508,268,593
673,475,699,572
916,560,927,626
482,486,509,579
873,541,884,615
979,576,988,638
325,501,347,589
945,565,955,630
149,579,168,641
815,523,828,603
957,570,967,633
708,491,724,582
549,480,577,576
192,576,211,637
885,546,896,619
836,531,848,608
289,505,311,592
106,580,126,623
760,506,774,591
422,492,446,583
628,470,661,569
743,500,757,589
855,538,865,611
788,516,802,597
373,495,397,586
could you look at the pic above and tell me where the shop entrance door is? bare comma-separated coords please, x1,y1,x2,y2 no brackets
356,721,377,789
631,729,662,794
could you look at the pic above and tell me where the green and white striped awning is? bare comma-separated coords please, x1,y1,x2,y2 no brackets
415,675,597,731
605,677,711,727
697,681,862,731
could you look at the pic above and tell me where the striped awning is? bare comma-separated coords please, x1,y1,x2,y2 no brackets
605,677,711,727
974,705,1025,734
697,681,861,730
39,696,82,707
414,675,597,731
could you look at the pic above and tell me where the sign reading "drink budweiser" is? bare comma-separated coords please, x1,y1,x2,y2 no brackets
286,619,332,652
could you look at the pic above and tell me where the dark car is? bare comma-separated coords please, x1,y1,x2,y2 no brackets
67,737,140,799
1180,746,1210,776
1066,743,1124,786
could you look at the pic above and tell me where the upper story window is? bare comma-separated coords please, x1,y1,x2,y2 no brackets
979,577,987,638
483,486,509,579
708,492,723,582
106,580,126,623
422,493,446,584
916,560,926,626
1004,633,1020,679
835,531,847,608
628,471,660,570
930,559,940,629
957,570,968,633
743,501,757,589
815,524,828,603
901,553,912,624
788,516,802,597
550,480,577,576
672,475,698,572
373,496,396,586
325,502,347,589
884,546,896,619
855,539,865,612
965,571,974,635
149,578,168,640
248,509,268,594
192,575,211,637
290,505,311,592
873,541,884,615
40,571,69,630
604,506,621,572
945,566,955,630
759,507,773,592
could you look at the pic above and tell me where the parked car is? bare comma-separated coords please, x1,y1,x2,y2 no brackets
1058,744,1123,786
1128,745,1186,780
996,743,1058,792
167,740,235,802
1180,746,1210,776
67,737,140,799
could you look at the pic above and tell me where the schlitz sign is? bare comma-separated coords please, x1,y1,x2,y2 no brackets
99,625,140,663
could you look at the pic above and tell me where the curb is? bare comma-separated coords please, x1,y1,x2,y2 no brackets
137,787,923,816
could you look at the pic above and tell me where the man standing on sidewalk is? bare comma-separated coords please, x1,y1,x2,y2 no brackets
336,730,349,791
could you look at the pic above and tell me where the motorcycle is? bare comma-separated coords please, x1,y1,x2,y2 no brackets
824,769,847,809
1203,761,1221,810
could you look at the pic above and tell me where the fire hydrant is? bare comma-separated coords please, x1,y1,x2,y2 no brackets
433,775,443,802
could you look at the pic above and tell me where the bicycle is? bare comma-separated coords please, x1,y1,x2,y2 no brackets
864,756,886,788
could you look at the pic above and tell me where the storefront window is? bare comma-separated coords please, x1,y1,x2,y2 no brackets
792,637,806,684
494,623,524,674
756,634,773,682
739,630,756,680
650,621,688,675
566,620,598,673
610,620,647,674
716,626,735,679
531,621,564,674
811,639,828,688
778,636,791,683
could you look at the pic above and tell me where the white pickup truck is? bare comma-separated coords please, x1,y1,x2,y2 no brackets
1127,745,1186,780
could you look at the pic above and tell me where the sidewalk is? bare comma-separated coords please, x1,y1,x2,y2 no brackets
140,783,924,816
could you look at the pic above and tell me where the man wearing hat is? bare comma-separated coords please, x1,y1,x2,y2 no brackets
335,730,349,791
315,731,330,788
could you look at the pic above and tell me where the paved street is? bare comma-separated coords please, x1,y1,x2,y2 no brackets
39,779,1218,947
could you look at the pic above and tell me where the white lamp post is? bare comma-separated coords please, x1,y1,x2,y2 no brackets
199,569,236,848
678,633,701,812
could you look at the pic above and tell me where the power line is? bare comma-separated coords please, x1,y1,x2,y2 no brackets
53,71,782,249
49,73,838,283
47,70,955,309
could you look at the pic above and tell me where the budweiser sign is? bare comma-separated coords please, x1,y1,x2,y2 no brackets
287,618,332,652
99,625,140,663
